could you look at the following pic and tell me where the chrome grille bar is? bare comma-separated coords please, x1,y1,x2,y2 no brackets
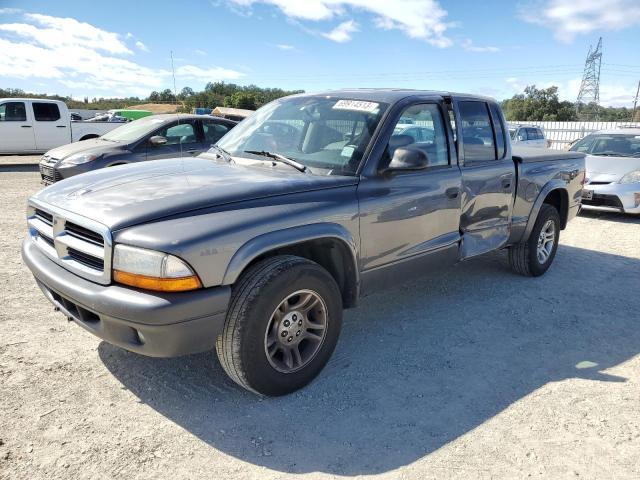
27,199,113,285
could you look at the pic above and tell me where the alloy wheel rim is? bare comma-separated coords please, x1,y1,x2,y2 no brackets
264,289,328,373
536,219,556,264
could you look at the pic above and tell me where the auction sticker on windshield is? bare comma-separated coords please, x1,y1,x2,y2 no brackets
333,100,380,113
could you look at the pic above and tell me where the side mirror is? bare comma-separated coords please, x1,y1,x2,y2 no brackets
149,135,167,146
517,135,525,142
381,147,430,174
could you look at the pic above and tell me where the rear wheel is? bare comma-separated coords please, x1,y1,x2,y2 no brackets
509,204,560,277
216,255,342,396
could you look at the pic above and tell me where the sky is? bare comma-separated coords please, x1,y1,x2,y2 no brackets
0,0,639,106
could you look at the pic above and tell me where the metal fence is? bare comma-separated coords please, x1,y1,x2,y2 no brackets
507,121,640,150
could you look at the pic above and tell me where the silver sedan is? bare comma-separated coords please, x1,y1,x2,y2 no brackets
571,128,640,214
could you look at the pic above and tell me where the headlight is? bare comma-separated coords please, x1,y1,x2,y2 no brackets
620,170,640,184
112,245,202,292
61,153,100,166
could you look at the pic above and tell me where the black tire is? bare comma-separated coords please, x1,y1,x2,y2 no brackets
216,255,343,396
509,204,561,277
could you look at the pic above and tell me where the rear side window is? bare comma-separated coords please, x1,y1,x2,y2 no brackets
0,102,27,121
536,128,545,140
33,103,61,122
489,103,506,159
203,121,231,144
458,101,496,162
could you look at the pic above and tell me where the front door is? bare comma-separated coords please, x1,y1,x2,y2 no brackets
455,99,515,258
358,100,462,293
32,101,69,151
0,101,35,153
147,120,201,160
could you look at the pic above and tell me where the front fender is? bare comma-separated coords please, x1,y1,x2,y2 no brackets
222,222,359,286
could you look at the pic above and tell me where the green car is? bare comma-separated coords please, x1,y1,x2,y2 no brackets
109,109,153,121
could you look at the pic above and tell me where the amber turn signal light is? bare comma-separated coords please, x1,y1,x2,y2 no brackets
114,270,202,292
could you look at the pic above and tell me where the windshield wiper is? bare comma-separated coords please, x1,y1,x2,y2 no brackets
243,150,307,173
211,144,234,163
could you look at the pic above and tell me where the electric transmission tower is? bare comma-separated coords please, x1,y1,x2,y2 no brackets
576,37,602,120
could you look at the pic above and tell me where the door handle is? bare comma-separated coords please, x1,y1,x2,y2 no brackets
21,125,32,128
186,150,198,154
56,125,66,128
445,187,459,199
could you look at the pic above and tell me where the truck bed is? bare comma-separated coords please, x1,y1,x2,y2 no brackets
512,146,585,163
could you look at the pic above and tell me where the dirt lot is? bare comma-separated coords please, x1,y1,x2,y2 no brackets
1,167,639,480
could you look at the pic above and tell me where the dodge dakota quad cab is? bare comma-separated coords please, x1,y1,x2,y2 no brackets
0,98,122,154
22,89,585,396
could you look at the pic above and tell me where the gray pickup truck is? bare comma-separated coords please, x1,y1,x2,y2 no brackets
22,89,585,396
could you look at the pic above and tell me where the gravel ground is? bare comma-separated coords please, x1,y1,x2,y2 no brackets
1,169,639,480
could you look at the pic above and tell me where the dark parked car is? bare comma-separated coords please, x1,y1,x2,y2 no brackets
39,114,237,184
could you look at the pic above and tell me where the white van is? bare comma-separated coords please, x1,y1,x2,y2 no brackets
509,124,551,149
0,99,122,154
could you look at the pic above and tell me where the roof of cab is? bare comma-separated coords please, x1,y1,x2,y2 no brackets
295,88,497,104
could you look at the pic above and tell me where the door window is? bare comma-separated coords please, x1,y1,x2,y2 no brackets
202,120,232,144
33,103,61,121
0,102,27,121
489,103,506,159
458,101,496,162
388,103,449,167
160,122,197,145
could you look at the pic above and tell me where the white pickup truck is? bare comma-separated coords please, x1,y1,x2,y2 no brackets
0,98,123,154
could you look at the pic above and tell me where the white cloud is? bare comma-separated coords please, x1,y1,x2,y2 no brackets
230,0,454,47
135,40,149,52
322,20,358,42
521,0,640,42
276,43,295,50
0,8,22,15
0,13,244,96
195,49,207,56
174,65,245,81
461,39,499,53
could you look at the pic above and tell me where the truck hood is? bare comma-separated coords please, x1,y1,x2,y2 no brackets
45,138,121,160
585,154,640,183
32,158,358,230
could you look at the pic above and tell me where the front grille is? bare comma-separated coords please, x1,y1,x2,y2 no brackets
67,247,104,270
27,202,112,284
65,222,104,246
35,208,53,225
582,194,624,210
39,164,62,184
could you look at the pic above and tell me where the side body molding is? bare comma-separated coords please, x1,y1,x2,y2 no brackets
222,222,360,287
520,180,567,243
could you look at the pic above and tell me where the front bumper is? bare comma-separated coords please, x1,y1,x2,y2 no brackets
582,183,640,214
22,237,231,357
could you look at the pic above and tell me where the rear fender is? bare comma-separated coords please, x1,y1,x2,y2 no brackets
521,180,567,243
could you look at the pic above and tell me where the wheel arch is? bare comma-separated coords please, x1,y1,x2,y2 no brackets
522,181,569,242
222,223,360,308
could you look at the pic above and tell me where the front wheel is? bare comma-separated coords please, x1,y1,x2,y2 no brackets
509,204,560,277
216,255,343,396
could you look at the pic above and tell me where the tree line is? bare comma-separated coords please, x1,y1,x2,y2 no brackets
2,84,637,121
501,85,638,122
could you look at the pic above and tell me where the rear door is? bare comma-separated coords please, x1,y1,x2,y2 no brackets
146,119,201,160
32,101,70,150
0,100,36,153
455,99,515,258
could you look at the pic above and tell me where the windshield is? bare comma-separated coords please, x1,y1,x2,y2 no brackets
102,116,169,142
215,96,388,175
570,134,640,157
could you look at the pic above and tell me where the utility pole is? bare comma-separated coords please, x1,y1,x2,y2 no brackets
576,37,602,120
632,79,640,122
